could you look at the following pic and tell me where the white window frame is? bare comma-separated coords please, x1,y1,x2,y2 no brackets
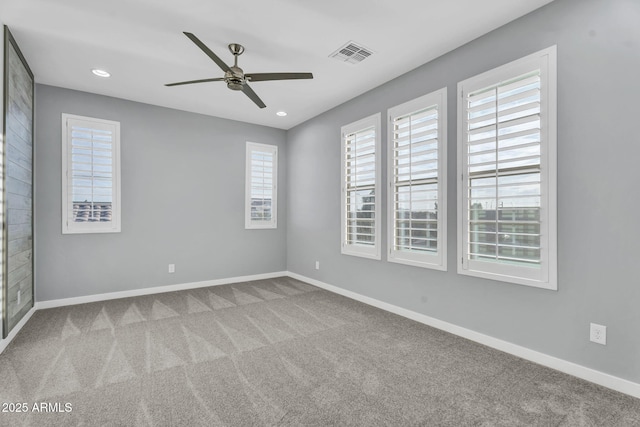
245,141,278,229
61,114,121,234
341,113,382,259
457,46,557,290
387,88,447,270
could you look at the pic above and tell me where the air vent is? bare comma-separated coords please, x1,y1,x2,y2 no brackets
329,41,373,64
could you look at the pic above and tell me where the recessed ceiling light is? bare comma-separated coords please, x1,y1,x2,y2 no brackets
91,69,111,78
276,111,287,117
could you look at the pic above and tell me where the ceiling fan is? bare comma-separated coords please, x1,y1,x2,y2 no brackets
165,32,313,109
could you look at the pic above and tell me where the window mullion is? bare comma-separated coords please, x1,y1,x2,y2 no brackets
494,87,500,261
408,114,413,248
90,130,95,222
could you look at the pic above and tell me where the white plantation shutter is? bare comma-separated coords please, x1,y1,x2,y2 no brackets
345,127,376,246
467,72,542,264
341,114,381,259
388,88,447,270
62,114,121,234
458,46,557,289
245,142,277,229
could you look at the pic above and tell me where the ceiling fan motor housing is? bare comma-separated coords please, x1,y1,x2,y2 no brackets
227,81,244,90
225,67,245,90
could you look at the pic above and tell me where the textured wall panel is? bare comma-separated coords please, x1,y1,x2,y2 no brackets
3,28,34,336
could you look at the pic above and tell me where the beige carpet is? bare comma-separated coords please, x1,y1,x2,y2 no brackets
0,276,639,426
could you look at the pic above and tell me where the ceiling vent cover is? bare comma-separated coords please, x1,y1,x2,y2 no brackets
329,41,373,64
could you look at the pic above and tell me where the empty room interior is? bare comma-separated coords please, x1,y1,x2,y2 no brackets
1,0,639,425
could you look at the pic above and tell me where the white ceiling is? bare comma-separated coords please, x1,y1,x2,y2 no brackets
2,0,554,130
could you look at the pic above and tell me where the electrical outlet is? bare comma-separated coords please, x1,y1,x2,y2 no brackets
168,264,175,274
590,323,606,345
315,261,320,270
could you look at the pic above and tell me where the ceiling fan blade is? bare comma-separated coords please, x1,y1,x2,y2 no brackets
183,32,231,73
241,84,266,108
245,72,313,82
165,77,224,87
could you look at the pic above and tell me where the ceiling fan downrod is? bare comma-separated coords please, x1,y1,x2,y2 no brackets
226,43,246,90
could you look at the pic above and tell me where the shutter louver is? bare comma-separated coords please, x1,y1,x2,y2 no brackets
345,126,376,246
466,70,542,266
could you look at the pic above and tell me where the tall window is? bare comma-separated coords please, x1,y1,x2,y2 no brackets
388,88,447,270
341,113,381,259
245,142,277,229
62,114,121,234
457,46,557,289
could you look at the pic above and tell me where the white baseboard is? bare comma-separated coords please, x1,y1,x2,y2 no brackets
1,272,285,355
8,270,639,399
287,271,640,400
36,271,288,310
0,305,37,354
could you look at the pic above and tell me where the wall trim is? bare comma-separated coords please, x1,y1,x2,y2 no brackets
287,271,640,400
0,306,36,354
36,271,288,310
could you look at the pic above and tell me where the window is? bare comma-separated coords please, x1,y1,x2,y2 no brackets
62,114,121,234
245,142,277,229
341,113,381,259
457,46,557,289
388,88,447,270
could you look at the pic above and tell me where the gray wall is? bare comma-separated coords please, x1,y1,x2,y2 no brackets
35,85,287,301
286,0,640,384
